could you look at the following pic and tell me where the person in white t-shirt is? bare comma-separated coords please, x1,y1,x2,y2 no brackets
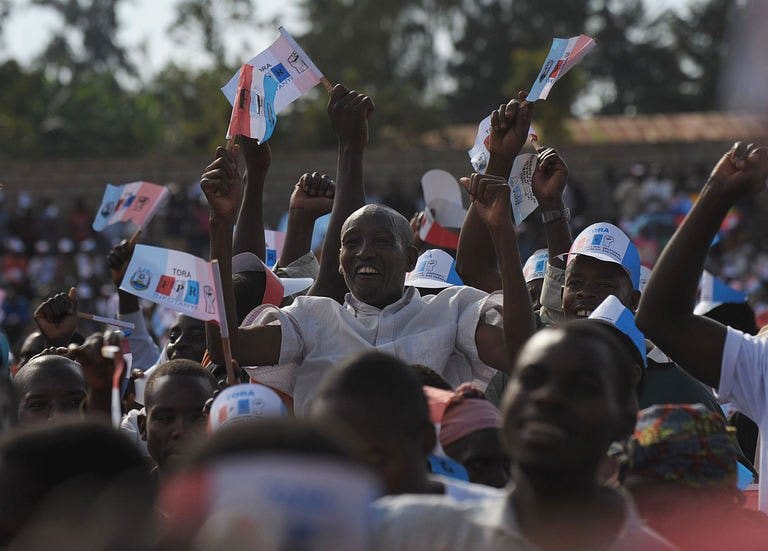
636,141,768,511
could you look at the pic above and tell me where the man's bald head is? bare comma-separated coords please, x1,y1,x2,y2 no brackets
341,205,413,249
13,356,86,425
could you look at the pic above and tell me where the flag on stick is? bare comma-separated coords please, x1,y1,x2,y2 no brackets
222,27,325,115
527,35,596,102
119,245,224,324
93,182,168,232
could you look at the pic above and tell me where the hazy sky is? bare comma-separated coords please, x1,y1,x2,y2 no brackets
2,0,689,81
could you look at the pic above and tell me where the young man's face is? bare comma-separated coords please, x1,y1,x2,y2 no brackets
140,375,213,470
16,358,86,425
562,255,639,319
339,210,416,309
501,330,625,472
166,316,206,362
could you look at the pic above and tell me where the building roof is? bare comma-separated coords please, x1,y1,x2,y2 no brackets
424,111,768,148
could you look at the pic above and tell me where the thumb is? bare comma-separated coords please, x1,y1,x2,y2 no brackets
68,287,79,309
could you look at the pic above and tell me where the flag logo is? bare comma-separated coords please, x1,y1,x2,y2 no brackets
130,268,152,291
271,63,291,83
288,51,308,73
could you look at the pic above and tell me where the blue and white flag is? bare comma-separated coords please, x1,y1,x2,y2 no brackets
119,245,222,324
528,35,596,102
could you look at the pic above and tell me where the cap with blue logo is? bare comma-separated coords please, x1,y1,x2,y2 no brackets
405,249,463,289
208,383,287,433
568,222,641,290
694,271,748,316
588,295,647,366
523,249,549,283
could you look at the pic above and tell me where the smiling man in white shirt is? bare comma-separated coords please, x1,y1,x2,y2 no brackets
201,88,535,414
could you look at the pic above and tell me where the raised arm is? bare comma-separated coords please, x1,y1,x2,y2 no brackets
532,147,571,270
308,85,374,302
278,172,334,268
636,142,768,387
232,137,271,260
201,146,281,368
462,173,535,372
455,92,533,292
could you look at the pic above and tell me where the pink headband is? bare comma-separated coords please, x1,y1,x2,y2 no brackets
438,383,502,447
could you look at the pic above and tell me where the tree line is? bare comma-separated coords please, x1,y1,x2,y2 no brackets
0,0,733,158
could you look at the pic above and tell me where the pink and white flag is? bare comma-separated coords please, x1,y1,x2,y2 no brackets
527,34,596,102
92,181,168,232
226,66,279,142
119,245,223,324
221,27,325,115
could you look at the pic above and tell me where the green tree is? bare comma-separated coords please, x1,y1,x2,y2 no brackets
449,0,588,122
670,0,731,111
146,63,233,154
31,0,134,78
293,0,459,146
169,0,256,65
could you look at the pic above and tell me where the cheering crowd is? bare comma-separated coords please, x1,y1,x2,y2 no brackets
2,79,768,550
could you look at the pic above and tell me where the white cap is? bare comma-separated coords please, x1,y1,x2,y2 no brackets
405,249,463,289
208,383,287,432
568,222,641,290
523,249,548,283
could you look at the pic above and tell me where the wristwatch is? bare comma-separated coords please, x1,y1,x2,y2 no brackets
541,207,571,224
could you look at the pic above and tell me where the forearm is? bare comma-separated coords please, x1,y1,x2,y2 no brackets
310,145,365,301
539,198,572,269
207,216,239,364
490,223,535,366
278,209,316,268
233,168,267,259
117,290,140,315
455,205,501,292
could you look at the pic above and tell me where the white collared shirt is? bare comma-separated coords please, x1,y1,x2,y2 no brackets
242,286,503,415
371,489,673,551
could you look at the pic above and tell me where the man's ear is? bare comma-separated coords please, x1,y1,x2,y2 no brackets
138,410,148,442
405,245,419,272
630,289,641,312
